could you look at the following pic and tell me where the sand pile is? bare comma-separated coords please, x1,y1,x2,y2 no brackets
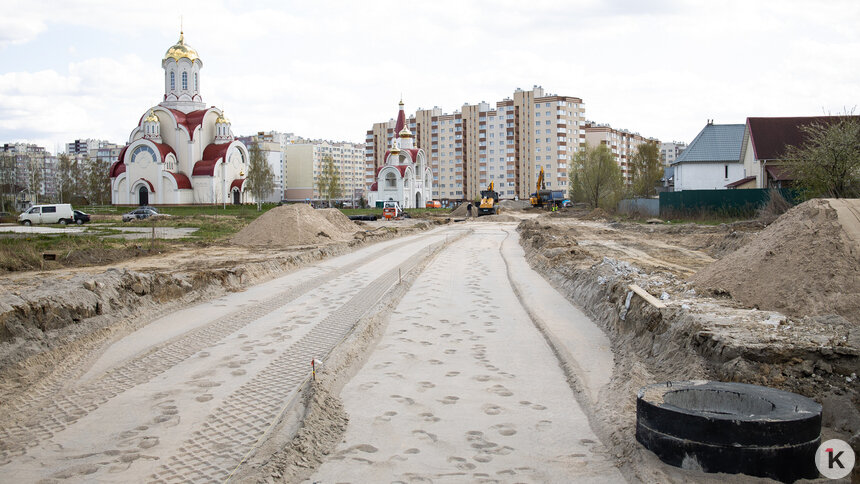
499,199,531,210
449,203,469,217
230,204,359,247
693,199,860,323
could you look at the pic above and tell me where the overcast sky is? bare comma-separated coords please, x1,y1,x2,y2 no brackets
1,0,857,153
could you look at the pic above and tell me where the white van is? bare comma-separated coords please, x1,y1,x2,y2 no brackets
18,204,75,225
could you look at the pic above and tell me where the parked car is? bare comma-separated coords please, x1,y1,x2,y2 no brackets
73,210,90,225
122,207,169,222
0,212,15,223
18,204,75,225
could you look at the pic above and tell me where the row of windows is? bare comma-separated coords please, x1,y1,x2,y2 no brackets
169,71,198,91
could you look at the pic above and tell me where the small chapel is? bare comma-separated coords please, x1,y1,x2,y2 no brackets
109,31,250,206
367,100,434,209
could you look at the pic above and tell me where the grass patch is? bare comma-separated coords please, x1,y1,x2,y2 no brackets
0,234,171,272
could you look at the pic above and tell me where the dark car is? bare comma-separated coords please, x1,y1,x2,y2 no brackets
73,210,90,225
122,207,169,222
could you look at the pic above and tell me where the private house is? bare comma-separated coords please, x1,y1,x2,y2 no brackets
740,116,860,189
671,121,746,191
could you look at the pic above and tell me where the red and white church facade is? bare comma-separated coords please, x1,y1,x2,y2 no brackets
109,31,250,206
367,101,434,209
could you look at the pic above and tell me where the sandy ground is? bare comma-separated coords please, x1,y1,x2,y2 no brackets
0,228,452,482
308,222,622,483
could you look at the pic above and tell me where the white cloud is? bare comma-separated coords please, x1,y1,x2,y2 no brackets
0,0,859,150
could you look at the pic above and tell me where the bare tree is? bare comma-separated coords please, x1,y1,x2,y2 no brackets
245,143,274,211
27,154,43,205
784,115,860,198
0,152,16,211
629,142,663,198
316,155,342,207
570,143,624,210
56,153,72,203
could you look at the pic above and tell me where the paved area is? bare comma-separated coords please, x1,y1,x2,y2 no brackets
0,223,198,239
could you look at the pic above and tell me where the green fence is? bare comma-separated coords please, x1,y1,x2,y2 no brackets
659,189,799,217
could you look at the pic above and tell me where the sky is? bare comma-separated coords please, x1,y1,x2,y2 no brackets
0,0,858,154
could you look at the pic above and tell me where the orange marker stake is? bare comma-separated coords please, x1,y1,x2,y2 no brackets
311,359,316,381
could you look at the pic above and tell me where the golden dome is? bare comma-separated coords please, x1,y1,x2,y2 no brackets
144,109,158,123
163,31,200,63
216,112,230,124
399,125,413,138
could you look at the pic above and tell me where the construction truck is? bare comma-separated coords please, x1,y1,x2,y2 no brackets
478,181,500,216
529,167,565,209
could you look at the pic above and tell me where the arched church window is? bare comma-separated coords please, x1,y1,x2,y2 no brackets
170,71,175,90
385,172,397,188
182,72,188,90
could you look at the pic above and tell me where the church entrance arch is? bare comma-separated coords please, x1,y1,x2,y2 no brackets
138,186,149,206
232,189,240,205
415,191,422,208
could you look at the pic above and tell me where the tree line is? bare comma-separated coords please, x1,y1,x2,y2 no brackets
0,152,111,211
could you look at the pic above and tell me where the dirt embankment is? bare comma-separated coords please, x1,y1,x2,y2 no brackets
517,217,859,480
230,204,360,247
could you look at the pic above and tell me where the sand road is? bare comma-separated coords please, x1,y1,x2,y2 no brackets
0,228,452,482
309,222,622,483
0,221,621,483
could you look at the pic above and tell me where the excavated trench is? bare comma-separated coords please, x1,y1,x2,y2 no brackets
516,219,859,481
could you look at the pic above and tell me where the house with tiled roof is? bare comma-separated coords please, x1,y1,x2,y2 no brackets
109,31,251,206
740,116,860,189
671,121,746,191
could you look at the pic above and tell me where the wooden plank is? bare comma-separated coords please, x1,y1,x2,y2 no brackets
628,284,666,309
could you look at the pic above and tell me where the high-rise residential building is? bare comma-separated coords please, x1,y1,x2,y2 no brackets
660,141,687,167
365,86,586,202
1,143,56,203
584,123,660,184
284,139,366,204
236,131,296,202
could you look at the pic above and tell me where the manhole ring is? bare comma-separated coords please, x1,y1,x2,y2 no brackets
636,380,821,482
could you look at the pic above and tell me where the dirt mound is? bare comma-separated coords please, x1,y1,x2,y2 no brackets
449,204,469,217
498,199,531,211
230,204,359,247
693,199,860,323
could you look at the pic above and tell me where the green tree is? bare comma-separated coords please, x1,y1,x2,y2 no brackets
569,143,624,210
316,155,342,206
56,153,73,203
629,142,663,197
245,143,274,211
784,116,860,198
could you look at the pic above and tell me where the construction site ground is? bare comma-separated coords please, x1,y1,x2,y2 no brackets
0,201,857,482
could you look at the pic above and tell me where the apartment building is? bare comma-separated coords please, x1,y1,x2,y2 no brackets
285,140,366,203
584,123,659,184
365,86,586,202
660,141,687,167
1,143,57,203
236,131,295,201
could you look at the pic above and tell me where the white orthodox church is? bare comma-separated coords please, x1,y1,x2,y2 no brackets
109,31,250,206
367,101,433,208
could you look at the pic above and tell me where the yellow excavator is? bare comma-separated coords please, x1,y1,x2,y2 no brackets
478,181,500,216
529,167,547,207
